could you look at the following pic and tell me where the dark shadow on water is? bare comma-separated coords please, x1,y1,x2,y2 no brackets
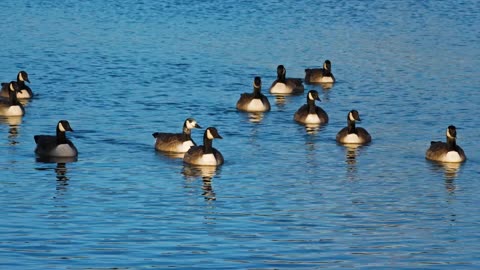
182,164,220,201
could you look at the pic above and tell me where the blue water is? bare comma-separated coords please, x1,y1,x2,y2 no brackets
1,0,479,269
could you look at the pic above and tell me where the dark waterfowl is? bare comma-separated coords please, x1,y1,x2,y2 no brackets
1,71,33,99
183,127,224,166
236,77,271,112
336,110,371,145
304,60,335,84
269,65,304,94
426,125,466,163
34,120,78,158
0,81,25,116
152,118,201,153
294,90,328,125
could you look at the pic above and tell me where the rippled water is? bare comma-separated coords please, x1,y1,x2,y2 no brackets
1,0,479,269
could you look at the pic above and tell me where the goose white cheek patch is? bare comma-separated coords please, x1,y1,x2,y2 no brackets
349,112,355,121
446,129,454,139
58,122,66,132
207,129,214,140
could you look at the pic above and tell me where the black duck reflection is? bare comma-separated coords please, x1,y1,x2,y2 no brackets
182,164,220,201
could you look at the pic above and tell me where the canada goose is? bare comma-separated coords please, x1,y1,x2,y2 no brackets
0,71,32,99
426,125,466,163
304,60,336,84
336,110,371,144
34,120,78,158
0,81,25,116
269,65,304,94
236,77,271,112
294,90,328,125
183,127,224,166
152,118,201,153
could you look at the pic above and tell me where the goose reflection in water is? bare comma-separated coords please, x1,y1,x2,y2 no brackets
238,111,265,125
340,144,364,180
304,123,324,135
0,116,23,145
35,156,77,180
157,151,185,159
55,162,70,182
272,94,297,109
346,145,359,177
18,97,31,107
182,164,219,201
428,161,462,193
35,157,77,195
248,112,264,123
319,82,334,91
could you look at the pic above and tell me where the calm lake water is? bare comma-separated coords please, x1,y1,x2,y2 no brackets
1,0,479,269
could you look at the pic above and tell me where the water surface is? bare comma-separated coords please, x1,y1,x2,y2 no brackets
1,0,479,269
